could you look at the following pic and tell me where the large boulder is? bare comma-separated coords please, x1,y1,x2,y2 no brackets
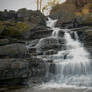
0,43,27,58
0,57,49,84
36,37,65,51
0,59,29,85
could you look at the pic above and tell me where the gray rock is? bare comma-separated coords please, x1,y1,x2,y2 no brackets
0,59,29,80
36,37,65,51
0,43,27,58
0,57,50,84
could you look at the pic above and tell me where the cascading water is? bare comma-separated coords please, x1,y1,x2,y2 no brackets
46,17,61,38
40,17,92,88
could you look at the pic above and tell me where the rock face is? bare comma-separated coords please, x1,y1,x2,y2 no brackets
0,57,48,85
0,59,29,80
0,43,27,58
0,59,30,85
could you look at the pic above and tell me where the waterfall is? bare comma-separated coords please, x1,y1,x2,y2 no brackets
41,17,92,87
74,31,79,40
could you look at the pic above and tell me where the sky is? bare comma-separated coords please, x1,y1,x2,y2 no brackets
0,0,65,11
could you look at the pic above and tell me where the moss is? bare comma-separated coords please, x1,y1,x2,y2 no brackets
1,26,21,38
16,22,30,33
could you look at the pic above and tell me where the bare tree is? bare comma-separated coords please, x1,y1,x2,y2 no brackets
37,0,39,10
37,0,42,11
40,0,42,11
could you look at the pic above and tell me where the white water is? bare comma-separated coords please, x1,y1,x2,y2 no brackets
46,17,62,38
40,17,92,88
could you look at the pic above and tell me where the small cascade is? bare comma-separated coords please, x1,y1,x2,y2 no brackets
46,17,57,28
74,31,79,40
52,28,61,37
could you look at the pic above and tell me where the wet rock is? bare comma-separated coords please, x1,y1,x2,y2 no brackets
28,57,47,79
45,49,57,55
59,30,65,37
26,39,39,47
49,63,56,74
29,47,37,53
0,43,27,58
